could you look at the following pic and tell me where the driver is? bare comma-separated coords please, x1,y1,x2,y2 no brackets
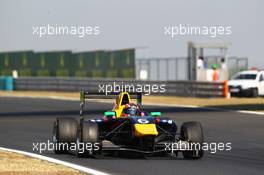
121,103,145,117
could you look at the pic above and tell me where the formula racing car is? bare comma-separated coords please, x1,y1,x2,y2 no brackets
52,92,204,159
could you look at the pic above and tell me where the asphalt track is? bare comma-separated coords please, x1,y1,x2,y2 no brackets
0,97,264,175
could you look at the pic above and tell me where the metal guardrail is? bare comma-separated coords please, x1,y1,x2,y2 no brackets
13,77,228,98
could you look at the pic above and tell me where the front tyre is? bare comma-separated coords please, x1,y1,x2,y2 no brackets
181,121,204,159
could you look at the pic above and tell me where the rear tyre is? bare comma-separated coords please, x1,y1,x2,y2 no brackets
251,88,258,98
52,117,78,154
181,121,204,159
77,121,101,157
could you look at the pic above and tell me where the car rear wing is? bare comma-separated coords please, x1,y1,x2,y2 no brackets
79,91,142,120
80,91,141,102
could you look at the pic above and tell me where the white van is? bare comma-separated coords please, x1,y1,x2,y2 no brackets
228,70,264,97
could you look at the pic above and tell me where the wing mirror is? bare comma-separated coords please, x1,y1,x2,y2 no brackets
150,112,161,117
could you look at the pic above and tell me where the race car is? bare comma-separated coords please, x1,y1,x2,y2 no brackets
52,91,204,159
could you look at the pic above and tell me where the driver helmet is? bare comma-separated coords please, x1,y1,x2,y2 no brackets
123,103,141,116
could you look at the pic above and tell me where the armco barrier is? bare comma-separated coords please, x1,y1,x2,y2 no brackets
13,77,228,98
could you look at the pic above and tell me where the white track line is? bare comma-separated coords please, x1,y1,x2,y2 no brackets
0,147,111,175
49,96,264,116
236,110,264,116
1,94,264,116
